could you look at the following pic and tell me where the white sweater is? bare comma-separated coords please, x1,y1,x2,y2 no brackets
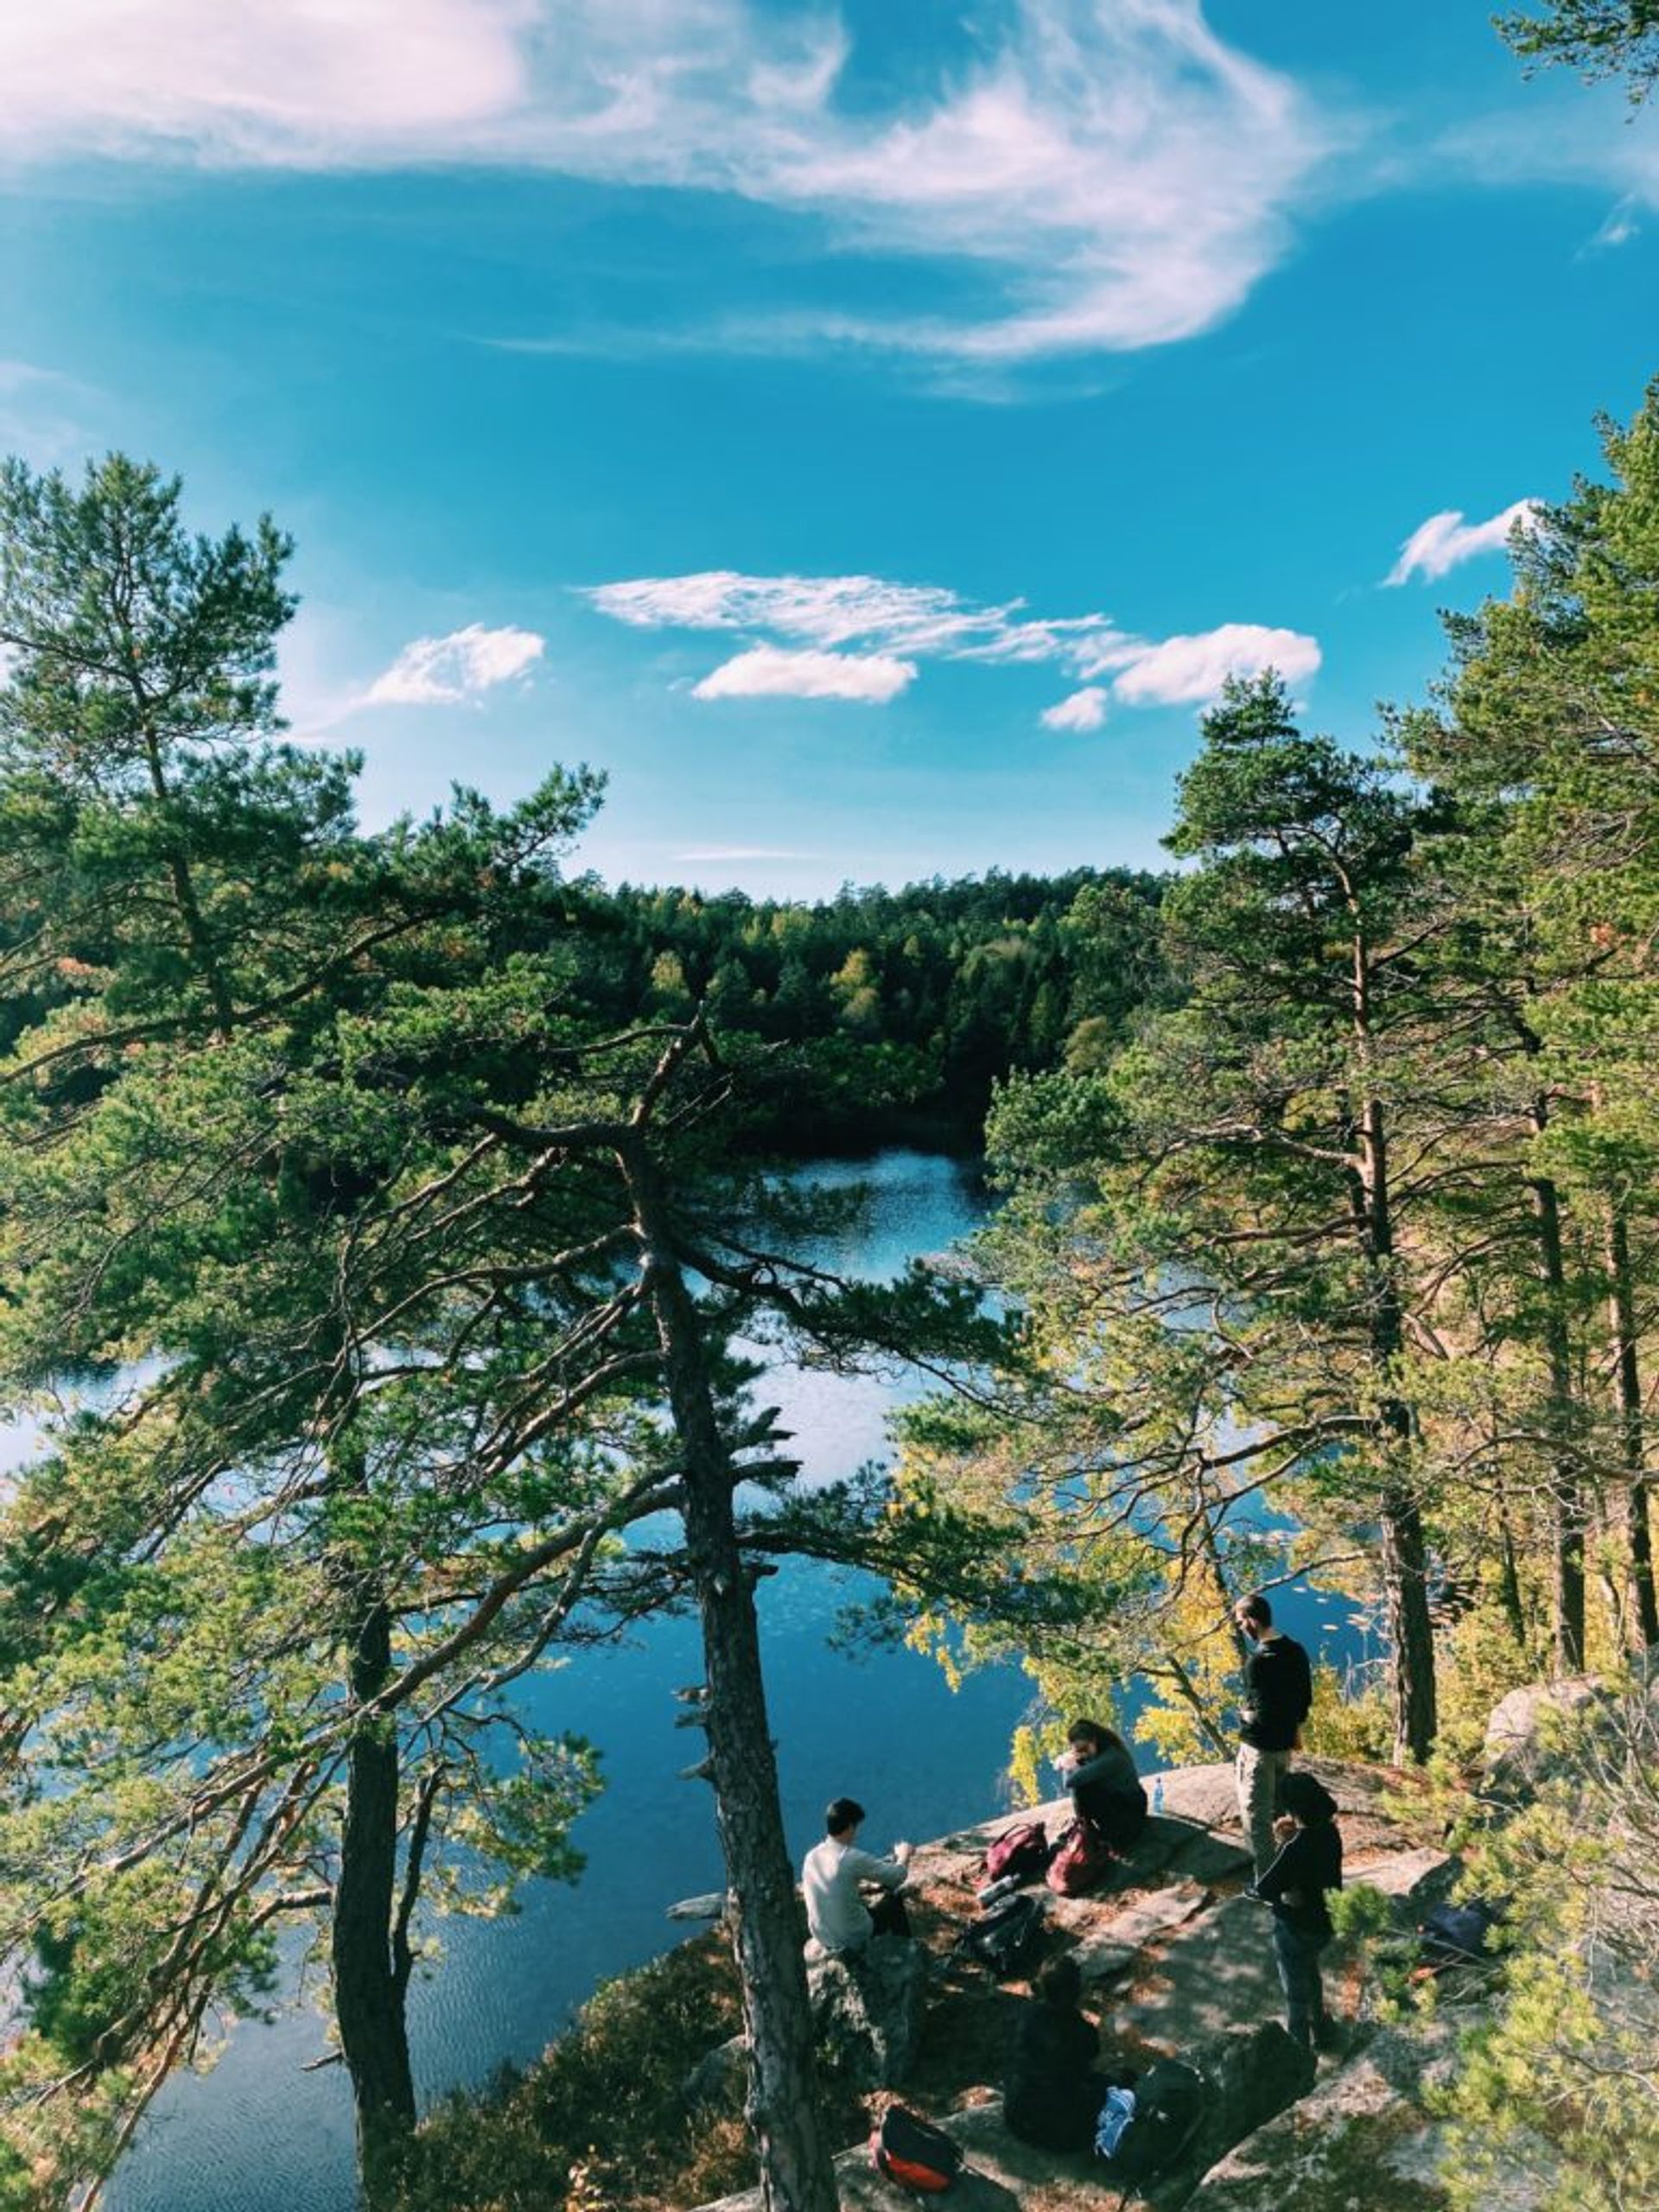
801,1835,907,1952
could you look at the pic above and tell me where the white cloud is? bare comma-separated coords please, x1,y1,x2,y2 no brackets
586,568,1319,712
1040,686,1108,732
0,3,1341,365
586,570,1131,663
690,645,916,703
1384,500,1541,588
1434,96,1659,211
363,622,545,706
1588,195,1641,251
1109,623,1322,705
0,0,531,162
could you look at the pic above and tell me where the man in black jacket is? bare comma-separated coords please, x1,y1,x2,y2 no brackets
1233,1592,1312,1878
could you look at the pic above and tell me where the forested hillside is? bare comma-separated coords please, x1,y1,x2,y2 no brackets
588,868,1166,1149
3,372,1656,2212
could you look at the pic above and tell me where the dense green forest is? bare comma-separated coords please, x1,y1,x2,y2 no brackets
587,865,1166,1152
0,13,1656,2195
2,372,1656,2211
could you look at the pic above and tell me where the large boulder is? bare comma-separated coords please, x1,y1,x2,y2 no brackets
805,1935,929,2089
1483,1676,1605,1796
682,2032,747,2110
1180,2024,1559,2212
1159,2020,1317,2196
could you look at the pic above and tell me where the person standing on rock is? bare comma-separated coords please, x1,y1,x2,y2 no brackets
1248,1770,1344,2052
802,1796,913,1955
1232,1592,1313,1878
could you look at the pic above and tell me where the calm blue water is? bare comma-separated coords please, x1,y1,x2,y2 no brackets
22,1150,1370,2211
105,1152,1035,2212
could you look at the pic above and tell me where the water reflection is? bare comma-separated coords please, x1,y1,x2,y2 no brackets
108,1154,1021,2212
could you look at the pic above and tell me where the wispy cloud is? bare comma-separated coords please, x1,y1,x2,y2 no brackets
0,3,1342,365
0,359,96,465
583,569,1319,713
691,645,916,703
1040,686,1109,732
1587,194,1641,251
363,622,545,707
1435,93,1659,209
1384,500,1541,588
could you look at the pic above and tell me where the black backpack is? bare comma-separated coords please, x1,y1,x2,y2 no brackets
963,1891,1045,1979
870,2105,963,2193
1419,1896,1502,1969
1097,2058,1205,2182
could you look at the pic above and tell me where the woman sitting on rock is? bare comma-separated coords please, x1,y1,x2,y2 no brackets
1003,1955,1121,2152
1059,1718,1148,1855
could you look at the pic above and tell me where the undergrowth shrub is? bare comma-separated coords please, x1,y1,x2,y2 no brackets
391,1938,749,2212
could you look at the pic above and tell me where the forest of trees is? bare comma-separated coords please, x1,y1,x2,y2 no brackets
586,865,1166,1151
0,17,1655,2208
1,374,1656,2211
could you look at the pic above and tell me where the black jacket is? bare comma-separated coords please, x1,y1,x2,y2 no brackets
1003,2004,1104,2152
1239,1635,1312,1752
1253,1819,1343,1942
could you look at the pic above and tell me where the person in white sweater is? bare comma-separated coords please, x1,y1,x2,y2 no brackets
801,1796,912,1954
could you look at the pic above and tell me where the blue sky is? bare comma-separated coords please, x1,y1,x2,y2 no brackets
1,1,1654,897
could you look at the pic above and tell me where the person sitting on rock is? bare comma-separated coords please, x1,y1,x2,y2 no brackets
802,1796,912,1955
1247,1769,1344,2052
1058,1718,1147,1856
1003,1955,1123,2152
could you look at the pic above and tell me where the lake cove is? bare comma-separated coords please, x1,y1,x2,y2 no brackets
104,1155,1033,2212
102,1151,1362,2212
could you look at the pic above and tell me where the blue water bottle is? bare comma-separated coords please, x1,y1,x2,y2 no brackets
1151,1776,1165,1817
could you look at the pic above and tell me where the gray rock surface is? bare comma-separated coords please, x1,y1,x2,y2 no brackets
1071,1883,1209,1984
1117,1894,1285,2049
807,1934,930,2089
1484,1675,1605,1794
1176,2020,1319,2189
683,2032,748,2108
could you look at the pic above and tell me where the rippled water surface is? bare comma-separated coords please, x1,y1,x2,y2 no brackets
107,1152,1027,2212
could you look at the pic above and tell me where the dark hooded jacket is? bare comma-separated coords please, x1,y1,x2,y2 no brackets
1251,1776,1342,1942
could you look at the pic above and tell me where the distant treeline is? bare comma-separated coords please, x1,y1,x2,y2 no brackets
585,868,1171,1150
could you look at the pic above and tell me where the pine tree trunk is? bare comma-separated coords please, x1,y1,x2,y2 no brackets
622,1137,837,2212
1357,1091,1438,1761
1606,1205,1659,1652
333,1592,416,2201
1496,1492,1529,1651
1530,1169,1586,1671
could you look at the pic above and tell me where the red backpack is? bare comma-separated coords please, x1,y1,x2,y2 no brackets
870,2106,963,2193
983,1820,1048,1885
1046,1819,1110,1897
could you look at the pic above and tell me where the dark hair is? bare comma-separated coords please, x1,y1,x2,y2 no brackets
1066,1718,1123,1754
1039,1955,1083,2011
1237,1592,1273,1630
1279,1771,1338,1826
825,1797,866,1836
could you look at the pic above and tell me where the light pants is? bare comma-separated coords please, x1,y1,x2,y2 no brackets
1236,1742,1290,1879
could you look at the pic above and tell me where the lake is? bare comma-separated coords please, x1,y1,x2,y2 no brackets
105,1151,1039,2212
36,1147,1367,2209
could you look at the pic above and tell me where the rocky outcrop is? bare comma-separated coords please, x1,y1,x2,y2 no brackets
1177,2020,1318,2185
692,1755,1473,2211
1483,1676,1605,1796
805,1934,929,2089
